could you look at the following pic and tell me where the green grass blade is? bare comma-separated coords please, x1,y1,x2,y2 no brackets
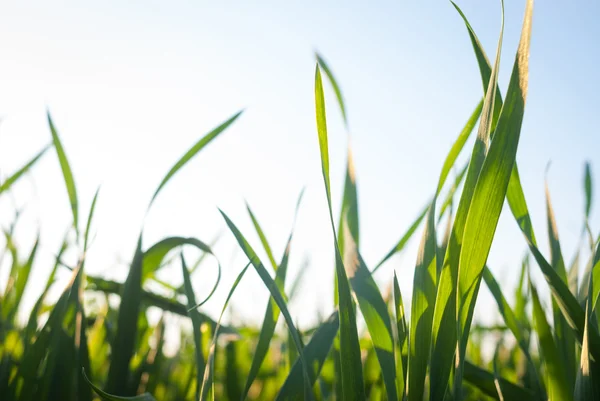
574,303,596,401
394,272,408,398
83,369,156,401
584,161,593,221
0,144,50,195
5,237,39,323
84,186,101,252
315,53,348,127
373,205,428,273
483,267,543,396
314,64,365,400
456,0,530,388
180,254,206,401
198,263,250,401
148,110,242,208
48,112,79,235
530,281,573,401
106,237,144,395
276,311,340,401
246,201,278,271
220,210,314,400
464,361,534,400
437,162,469,224
142,237,221,306
575,249,598,401
545,179,577,390
406,97,483,401
241,190,304,400
342,225,397,401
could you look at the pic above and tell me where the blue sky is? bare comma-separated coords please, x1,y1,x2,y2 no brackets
0,1,598,331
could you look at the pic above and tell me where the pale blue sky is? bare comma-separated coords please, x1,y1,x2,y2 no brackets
0,1,598,331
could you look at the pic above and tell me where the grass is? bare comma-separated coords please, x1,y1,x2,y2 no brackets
1,0,600,400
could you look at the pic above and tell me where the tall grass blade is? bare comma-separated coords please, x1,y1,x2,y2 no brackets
530,281,572,401
220,210,314,400
106,237,144,395
180,254,206,401
407,97,482,401
242,190,304,400
314,64,365,400
48,112,79,234
545,179,577,390
455,0,531,392
393,272,408,398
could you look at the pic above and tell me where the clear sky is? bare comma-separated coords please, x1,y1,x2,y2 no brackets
0,1,599,332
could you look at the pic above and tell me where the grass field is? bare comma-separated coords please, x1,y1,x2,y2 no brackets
2,0,600,400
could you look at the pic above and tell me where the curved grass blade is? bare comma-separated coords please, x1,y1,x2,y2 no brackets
314,64,365,400
82,369,156,401
275,311,340,401
198,263,250,401
464,361,533,400
530,281,573,401
142,237,221,307
0,144,50,195
48,112,79,235
220,210,314,400
148,110,243,208
455,0,531,393
180,254,206,401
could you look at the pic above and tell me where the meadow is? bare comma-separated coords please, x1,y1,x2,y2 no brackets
1,0,599,400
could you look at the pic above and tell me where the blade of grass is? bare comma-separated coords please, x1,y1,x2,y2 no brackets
241,190,304,400
275,311,340,401
83,369,156,401
464,361,533,400
48,112,79,235
198,263,250,401
530,281,573,401
314,63,365,400
406,97,483,401
455,0,531,394
180,254,206,401
220,210,314,400
393,272,408,399
106,237,144,395
0,144,50,195
545,178,577,391
148,110,243,208
246,201,278,271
